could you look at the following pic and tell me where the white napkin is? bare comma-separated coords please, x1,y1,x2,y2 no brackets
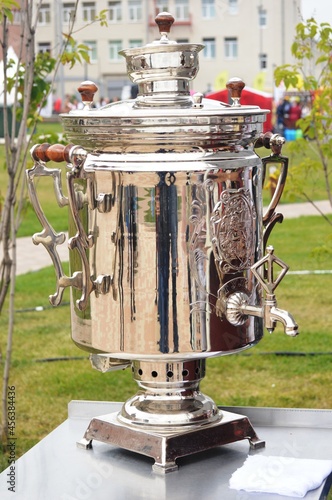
229,455,332,497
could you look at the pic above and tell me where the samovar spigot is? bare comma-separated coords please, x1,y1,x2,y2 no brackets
225,246,299,336
263,299,299,336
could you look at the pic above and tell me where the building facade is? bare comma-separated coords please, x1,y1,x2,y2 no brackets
31,0,302,105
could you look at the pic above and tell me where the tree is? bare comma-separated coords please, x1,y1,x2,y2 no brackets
0,0,107,449
274,19,332,226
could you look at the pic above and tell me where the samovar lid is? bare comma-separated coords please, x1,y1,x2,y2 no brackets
60,12,269,153
119,12,204,108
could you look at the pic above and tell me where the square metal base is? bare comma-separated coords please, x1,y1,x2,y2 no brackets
77,409,265,473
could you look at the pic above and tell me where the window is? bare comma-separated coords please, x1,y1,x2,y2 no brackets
202,0,215,19
156,1,168,14
84,40,97,62
259,53,267,70
228,0,238,14
63,3,75,23
109,40,122,61
12,9,21,24
129,39,143,48
224,37,238,59
82,2,96,22
128,0,142,21
203,38,216,59
38,42,51,54
108,1,122,21
38,4,51,24
175,0,189,21
258,7,267,27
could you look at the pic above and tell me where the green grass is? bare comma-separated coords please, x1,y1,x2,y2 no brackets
0,131,332,472
0,214,331,472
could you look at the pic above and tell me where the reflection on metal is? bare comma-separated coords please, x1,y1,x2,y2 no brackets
26,12,298,473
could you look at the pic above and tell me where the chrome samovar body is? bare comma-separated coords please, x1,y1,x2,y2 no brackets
69,149,264,357
27,13,298,473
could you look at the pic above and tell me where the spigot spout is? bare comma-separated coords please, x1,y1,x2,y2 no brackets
224,293,299,337
268,305,299,336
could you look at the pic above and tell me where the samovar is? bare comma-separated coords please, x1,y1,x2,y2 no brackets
27,13,298,473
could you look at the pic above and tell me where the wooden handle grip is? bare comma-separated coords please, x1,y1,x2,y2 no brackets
32,143,75,163
254,132,274,149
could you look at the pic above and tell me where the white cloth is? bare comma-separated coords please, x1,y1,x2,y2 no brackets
229,455,332,498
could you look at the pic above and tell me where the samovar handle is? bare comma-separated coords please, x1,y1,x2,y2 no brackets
255,132,289,248
27,143,87,307
226,80,288,248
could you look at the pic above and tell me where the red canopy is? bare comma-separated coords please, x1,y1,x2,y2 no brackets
205,87,273,133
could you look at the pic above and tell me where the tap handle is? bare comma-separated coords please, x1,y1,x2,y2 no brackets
251,246,289,296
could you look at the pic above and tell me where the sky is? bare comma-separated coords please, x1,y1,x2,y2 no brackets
301,0,332,25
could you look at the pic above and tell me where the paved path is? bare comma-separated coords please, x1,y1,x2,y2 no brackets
15,232,70,276
3,200,332,276
276,200,332,219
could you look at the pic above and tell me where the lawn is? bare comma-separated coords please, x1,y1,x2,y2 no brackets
0,213,331,472
0,125,331,472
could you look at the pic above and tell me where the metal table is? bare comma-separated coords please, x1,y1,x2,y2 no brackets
0,401,331,500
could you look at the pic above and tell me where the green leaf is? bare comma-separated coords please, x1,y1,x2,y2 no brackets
0,0,20,22
79,50,90,64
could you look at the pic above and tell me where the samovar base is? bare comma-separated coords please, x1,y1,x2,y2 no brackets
77,359,265,472
77,409,264,473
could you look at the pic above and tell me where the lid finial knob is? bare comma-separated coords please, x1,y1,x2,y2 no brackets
77,81,98,110
155,12,175,41
226,77,245,107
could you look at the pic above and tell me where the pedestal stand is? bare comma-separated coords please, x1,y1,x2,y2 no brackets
78,359,265,472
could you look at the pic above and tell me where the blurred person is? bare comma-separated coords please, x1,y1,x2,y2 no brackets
275,97,291,133
62,95,74,113
288,99,302,129
53,97,62,114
